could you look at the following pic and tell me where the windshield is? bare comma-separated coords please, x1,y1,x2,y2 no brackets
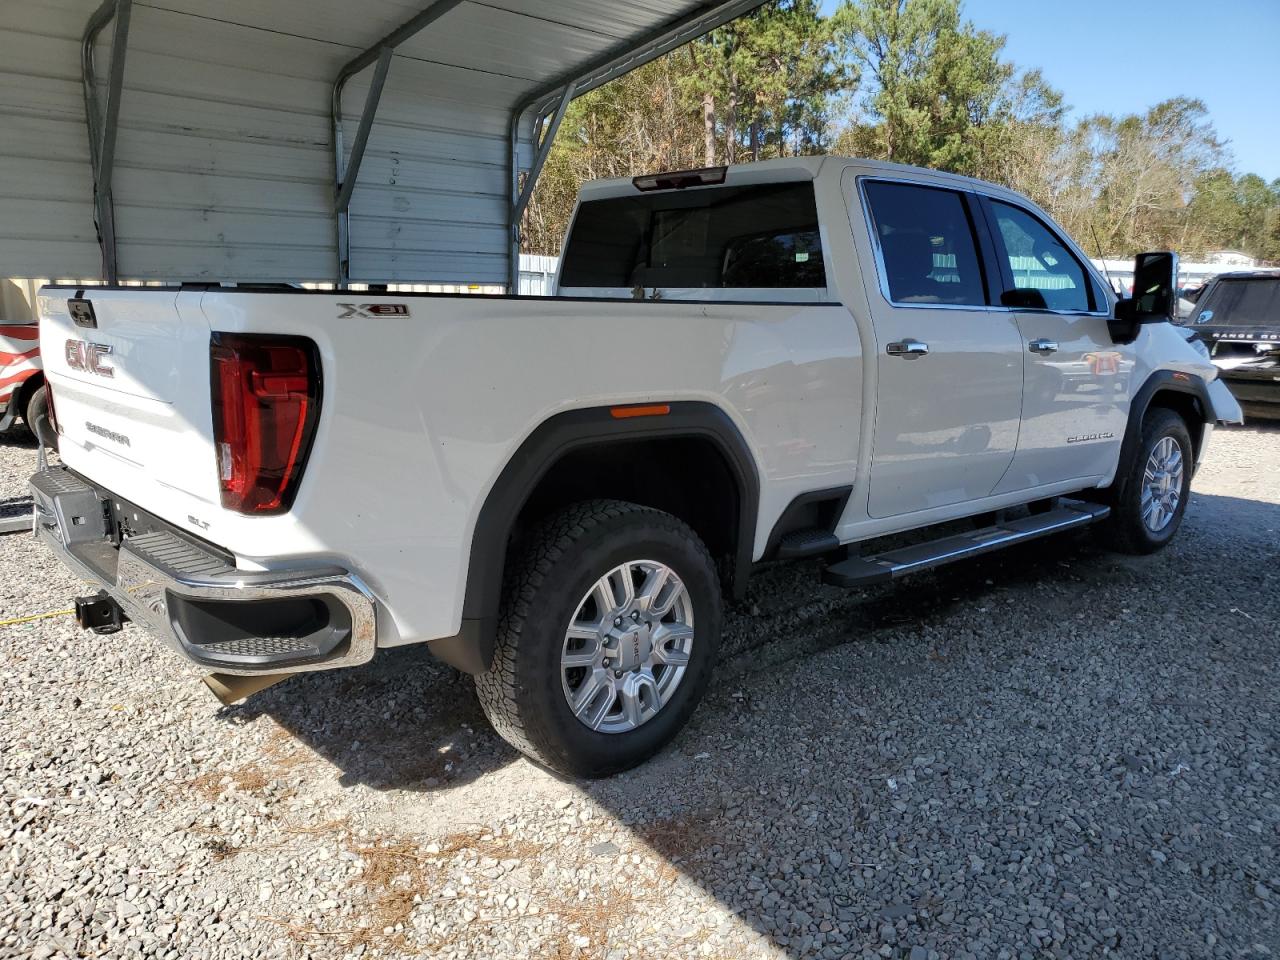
559,181,826,292
1197,276,1280,327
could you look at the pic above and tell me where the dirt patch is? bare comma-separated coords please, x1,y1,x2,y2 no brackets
349,837,435,948
201,837,241,862
261,728,316,772
189,765,269,799
268,823,551,953
631,807,723,865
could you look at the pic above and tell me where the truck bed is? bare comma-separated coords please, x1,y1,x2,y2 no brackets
39,285,863,648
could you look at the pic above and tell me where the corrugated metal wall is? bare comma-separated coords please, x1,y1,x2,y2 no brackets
0,0,532,284
0,0,740,285
0,1,101,279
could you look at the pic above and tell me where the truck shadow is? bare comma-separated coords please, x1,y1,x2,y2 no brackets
225,489,1279,956
0,430,38,449
226,526,1113,794
228,484,1275,795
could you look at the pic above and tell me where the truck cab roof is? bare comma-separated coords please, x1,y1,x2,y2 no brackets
575,155,1030,204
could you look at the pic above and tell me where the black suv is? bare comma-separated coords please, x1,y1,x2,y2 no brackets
1186,272,1280,420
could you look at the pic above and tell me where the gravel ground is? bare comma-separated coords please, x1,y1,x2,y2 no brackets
2,426,1277,960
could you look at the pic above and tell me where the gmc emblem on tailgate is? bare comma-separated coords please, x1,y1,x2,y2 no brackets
337,303,410,319
65,339,115,378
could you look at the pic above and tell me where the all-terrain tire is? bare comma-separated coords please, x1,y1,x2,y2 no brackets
475,499,721,778
1101,407,1193,555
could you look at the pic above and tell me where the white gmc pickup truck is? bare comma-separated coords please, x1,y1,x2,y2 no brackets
31,157,1241,776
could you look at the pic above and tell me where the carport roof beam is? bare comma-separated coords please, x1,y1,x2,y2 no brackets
334,0,766,290
334,45,393,248
505,0,767,289
81,0,133,284
517,0,767,120
331,0,466,285
512,80,576,227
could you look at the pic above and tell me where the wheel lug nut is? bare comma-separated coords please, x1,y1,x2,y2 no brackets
614,670,623,679
614,617,622,626
631,611,640,621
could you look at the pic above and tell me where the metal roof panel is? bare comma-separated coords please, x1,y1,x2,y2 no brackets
0,0,763,283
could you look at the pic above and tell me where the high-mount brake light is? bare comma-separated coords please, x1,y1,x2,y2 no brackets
632,166,727,191
210,333,321,515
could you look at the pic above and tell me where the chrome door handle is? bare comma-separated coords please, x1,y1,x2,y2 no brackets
1028,338,1059,354
886,338,929,358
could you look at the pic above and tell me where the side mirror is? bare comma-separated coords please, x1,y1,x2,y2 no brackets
1110,250,1178,343
1000,288,1048,310
1122,251,1179,322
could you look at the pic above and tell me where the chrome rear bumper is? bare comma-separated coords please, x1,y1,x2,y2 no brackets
30,466,377,676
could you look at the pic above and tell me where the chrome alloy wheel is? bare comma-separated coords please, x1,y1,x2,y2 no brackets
1141,435,1185,533
560,559,694,734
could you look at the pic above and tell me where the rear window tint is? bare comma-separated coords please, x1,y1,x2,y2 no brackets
863,181,987,306
1198,277,1280,326
559,182,826,289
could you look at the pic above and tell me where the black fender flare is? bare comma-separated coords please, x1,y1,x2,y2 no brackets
427,401,760,674
1114,369,1215,497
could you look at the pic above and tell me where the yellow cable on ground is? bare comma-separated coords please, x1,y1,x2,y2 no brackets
0,609,75,627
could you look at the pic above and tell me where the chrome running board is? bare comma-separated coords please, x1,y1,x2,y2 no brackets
822,499,1110,588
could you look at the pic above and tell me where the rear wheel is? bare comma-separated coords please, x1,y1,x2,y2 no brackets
1102,408,1192,554
475,499,721,778
23,385,56,451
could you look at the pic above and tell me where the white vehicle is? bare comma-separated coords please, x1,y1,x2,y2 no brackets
31,158,1242,776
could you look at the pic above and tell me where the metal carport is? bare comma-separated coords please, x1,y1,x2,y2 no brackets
0,0,762,288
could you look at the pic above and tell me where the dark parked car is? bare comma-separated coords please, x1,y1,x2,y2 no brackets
1186,272,1280,420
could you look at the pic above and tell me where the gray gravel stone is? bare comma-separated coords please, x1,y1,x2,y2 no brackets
2,427,1278,959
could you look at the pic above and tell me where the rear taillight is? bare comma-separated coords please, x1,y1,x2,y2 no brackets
210,334,321,515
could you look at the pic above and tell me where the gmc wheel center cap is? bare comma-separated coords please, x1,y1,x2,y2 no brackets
609,621,652,671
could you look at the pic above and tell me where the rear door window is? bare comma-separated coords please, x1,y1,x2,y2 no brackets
559,182,826,290
862,181,988,306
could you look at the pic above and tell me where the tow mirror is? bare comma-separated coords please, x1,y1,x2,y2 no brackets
1132,251,1179,321
1110,250,1178,343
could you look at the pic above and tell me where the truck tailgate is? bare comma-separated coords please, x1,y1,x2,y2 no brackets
38,288,221,519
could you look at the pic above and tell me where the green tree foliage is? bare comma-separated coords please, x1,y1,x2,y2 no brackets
522,0,1279,263
521,54,711,253
831,0,1039,173
681,0,851,164
1022,98,1280,259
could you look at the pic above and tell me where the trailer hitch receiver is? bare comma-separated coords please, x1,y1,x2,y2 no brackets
74,591,129,634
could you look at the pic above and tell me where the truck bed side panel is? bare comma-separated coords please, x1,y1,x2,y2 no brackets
194,292,863,646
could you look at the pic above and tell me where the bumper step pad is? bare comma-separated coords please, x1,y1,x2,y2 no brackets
823,498,1110,588
30,465,378,676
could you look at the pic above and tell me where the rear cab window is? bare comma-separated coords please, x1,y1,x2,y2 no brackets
558,181,827,299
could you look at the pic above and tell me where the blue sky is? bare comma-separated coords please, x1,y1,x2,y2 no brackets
821,0,1280,181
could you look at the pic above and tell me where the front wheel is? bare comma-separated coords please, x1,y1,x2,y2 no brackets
1102,408,1193,554
475,500,721,778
